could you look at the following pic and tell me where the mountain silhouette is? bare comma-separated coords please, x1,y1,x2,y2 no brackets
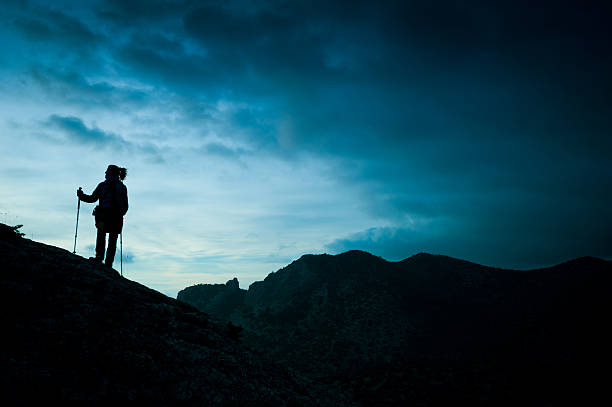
0,223,354,406
179,250,612,406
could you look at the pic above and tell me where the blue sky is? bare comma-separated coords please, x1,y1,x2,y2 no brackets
1,0,611,297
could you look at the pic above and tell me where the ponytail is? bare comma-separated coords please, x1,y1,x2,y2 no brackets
107,164,128,180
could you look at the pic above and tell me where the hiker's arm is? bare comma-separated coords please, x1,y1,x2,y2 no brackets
78,183,102,203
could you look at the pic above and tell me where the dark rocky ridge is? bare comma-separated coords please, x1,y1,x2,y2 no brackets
0,223,354,406
179,250,612,405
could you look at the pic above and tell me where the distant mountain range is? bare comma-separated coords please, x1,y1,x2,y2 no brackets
0,223,352,406
178,250,612,406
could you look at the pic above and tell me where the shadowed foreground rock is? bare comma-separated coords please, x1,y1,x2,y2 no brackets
0,223,353,406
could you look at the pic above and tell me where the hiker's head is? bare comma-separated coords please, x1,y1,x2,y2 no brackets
106,165,127,181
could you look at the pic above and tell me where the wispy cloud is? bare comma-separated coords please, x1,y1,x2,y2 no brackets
46,114,165,163
29,67,149,109
47,114,129,149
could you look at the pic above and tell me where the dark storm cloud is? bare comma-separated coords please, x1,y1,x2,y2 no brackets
99,0,612,267
182,3,331,72
98,0,194,24
136,0,609,164
328,178,612,269
112,33,223,95
11,7,100,49
3,1,109,89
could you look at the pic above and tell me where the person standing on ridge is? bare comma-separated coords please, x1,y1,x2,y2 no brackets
77,165,128,268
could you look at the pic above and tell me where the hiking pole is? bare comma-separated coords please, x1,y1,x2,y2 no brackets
73,188,81,254
120,232,123,276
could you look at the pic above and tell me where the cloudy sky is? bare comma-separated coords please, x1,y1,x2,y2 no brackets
1,0,611,297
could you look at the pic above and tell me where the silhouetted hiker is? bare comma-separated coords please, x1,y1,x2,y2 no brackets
77,165,128,268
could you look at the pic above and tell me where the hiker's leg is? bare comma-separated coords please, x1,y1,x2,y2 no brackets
105,232,118,267
95,228,105,261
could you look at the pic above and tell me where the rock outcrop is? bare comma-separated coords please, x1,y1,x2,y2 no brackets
178,277,247,323
0,224,353,406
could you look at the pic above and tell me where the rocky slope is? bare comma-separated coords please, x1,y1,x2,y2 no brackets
0,223,353,406
179,250,612,405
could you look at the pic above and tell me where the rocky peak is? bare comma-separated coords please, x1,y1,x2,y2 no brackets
225,277,240,289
